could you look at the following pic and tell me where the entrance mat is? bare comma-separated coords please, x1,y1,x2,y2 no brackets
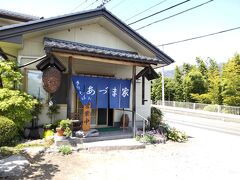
96,127,121,132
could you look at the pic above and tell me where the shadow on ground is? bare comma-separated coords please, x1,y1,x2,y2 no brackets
18,153,60,179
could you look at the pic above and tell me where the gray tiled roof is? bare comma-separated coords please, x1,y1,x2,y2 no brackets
0,9,40,21
44,38,162,64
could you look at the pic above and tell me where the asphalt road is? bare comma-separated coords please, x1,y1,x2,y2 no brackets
163,112,240,136
162,112,240,179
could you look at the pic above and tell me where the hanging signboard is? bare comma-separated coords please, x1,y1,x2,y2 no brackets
82,104,91,131
72,75,131,109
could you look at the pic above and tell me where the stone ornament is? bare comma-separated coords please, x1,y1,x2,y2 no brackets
42,67,61,93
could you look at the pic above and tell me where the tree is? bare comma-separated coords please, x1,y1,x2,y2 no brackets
191,59,222,104
207,59,222,104
221,53,240,106
151,74,175,102
183,67,206,102
151,75,162,102
0,59,37,131
0,60,22,89
173,66,184,101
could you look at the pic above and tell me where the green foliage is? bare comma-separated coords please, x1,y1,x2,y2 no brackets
44,123,53,130
191,93,212,104
151,54,240,107
137,134,157,144
184,67,207,101
0,116,18,146
59,119,72,137
0,88,38,130
203,105,219,112
151,75,175,102
63,127,72,137
60,119,72,129
0,60,22,89
58,145,72,155
222,54,240,106
47,103,60,123
43,130,54,139
191,59,222,104
0,140,47,157
167,127,188,142
150,107,163,129
173,66,184,101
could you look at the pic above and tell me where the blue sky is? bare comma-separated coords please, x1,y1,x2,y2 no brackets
1,0,240,70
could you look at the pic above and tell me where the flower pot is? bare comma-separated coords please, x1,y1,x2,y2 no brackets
56,127,64,136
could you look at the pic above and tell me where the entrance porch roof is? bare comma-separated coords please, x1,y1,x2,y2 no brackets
44,37,162,66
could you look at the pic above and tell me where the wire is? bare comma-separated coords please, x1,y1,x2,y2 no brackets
98,0,113,8
128,0,191,26
85,0,99,9
125,0,168,22
135,0,213,31
110,0,127,10
71,0,89,12
157,26,240,46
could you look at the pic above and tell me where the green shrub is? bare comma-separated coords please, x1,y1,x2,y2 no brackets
59,119,72,137
52,119,61,129
150,107,164,129
0,140,47,157
203,105,218,112
60,119,72,129
166,127,188,142
0,88,38,130
0,116,18,146
0,146,23,157
136,134,157,144
58,145,72,155
44,123,53,130
43,130,54,139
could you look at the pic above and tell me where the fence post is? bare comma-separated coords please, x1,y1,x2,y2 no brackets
218,105,221,113
173,101,176,107
193,103,196,110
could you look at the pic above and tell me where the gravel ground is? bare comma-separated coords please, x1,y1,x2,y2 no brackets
18,131,240,180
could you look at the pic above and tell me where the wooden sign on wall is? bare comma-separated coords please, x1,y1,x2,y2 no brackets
42,67,61,93
82,104,91,132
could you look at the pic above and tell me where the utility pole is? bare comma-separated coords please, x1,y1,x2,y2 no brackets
162,66,165,106
161,45,165,106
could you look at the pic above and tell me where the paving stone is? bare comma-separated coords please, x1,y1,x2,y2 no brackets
0,155,30,178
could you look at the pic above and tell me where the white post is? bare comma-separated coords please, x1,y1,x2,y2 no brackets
218,105,221,113
162,67,165,106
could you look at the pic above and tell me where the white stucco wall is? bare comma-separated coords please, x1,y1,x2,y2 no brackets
18,22,151,128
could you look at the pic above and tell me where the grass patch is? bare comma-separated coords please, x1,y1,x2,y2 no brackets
58,145,72,155
0,139,54,157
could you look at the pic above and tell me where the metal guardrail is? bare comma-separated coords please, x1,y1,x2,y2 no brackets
156,100,240,115
136,112,149,135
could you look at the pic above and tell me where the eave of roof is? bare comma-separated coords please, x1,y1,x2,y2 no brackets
0,7,174,65
44,37,162,65
0,8,40,22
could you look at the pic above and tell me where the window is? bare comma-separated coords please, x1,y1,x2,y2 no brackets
27,70,47,101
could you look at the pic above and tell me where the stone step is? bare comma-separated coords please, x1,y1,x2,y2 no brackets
83,133,133,143
82,138,145,151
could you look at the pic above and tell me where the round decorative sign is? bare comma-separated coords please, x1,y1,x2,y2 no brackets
42,67,61,93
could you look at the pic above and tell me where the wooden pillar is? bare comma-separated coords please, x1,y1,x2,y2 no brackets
132,65,136,137
142,76,145,105
67,56,73,118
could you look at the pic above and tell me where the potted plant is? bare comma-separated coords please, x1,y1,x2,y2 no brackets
56,119,72,138
47,100,60,123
